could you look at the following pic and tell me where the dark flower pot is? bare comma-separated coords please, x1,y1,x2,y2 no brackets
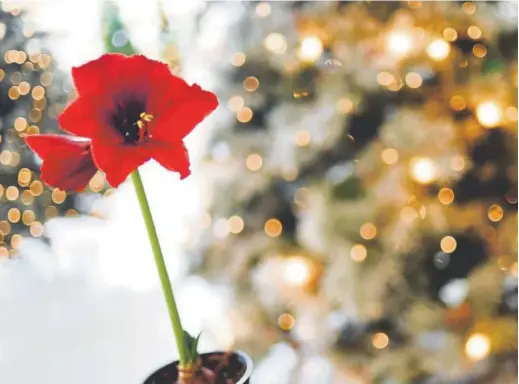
143,351,253,384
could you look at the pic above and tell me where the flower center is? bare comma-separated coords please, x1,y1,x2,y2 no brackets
112,100,153,144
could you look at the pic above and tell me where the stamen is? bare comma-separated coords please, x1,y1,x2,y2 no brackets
134,112,154,143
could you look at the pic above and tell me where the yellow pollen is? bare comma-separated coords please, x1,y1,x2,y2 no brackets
135,112,154,142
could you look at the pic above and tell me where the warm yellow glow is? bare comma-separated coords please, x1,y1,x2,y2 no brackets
467,25,482,40
0,247,7,258
228,96,244,112
228,215,245,234
32,85,45,100
22,210,35,225
6,186,19,201
441,236,457,253
30,180,43,196
360,223,377,240
295,130,311,147
298,35,324,62
283,257,313,287
11,234,22,249
246,153,263,171
7,208,20,223
381,148,399,165
45,206,59,218
264,33,287,54
231,52,246,67
336,98,353,113
438,188,455,205
387,31,413,56
450,156,466,171
30,221,44,237
443,28,458,42
505,106,518,122
400,207,418,224
213,218,230,239
462,2,476,14
488,204,504,222
243,76,260,92
372,332,389,349
405,72,422,88
476,101,502,128
256,2,271,17
14,117,27,131
410,158,437,184
17,168,31,186
18,81,30,95
51,189,67,204
237,107,253,123
465,333,491,361
350,244,367,262
277,313,295,331
427,39,450,61
264,218,282,237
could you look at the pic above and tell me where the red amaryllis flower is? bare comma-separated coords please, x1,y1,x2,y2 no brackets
25,134,98,191
58,54,218,187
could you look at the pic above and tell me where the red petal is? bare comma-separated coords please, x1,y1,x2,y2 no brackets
71,54,127,97
151,84,218,143
149,141,191,179
25,134,97,191
58,97,114,138
90,140,151,187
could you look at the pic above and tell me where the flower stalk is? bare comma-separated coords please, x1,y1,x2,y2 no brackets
131,169,188,367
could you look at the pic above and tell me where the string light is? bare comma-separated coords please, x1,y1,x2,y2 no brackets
405,72,422,88
350,244,367,262
450,156,466,171
462,2,476,14
51,189,67,204
465,333,491,361
360,223,377,240
29,221,44,237
476,101,502,128
410,158,437,184
298,35,323,62
427,39,450,61
381,148,399,165
264,218,282,237
372,332,389,349
472,44,487,58
438,188,455,205
401,207,418,223
450,95,466,111
387,31,413,56
228,215,245,234
440,236,457,253
264,33,287,54
10,234,22,249
228,96,244,112
243,76,260,92
377,71,395,86
22,210,35,225
30,180,43,196
282,256,314,287
488,204,504,222
256,2,271,17
295,130,311,147
237,107,253,123
44,206,58,218
336,98,353,113
6,186,19,201
505,106,518,122
246,153,263,171
443,28,458,42
467,26,482,40
7,208,20,223
213,218,230,238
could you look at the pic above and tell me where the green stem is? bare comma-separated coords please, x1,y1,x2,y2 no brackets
131,170,187,366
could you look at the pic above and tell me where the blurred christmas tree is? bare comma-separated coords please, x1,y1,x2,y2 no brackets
190,2,518,383
0,2,73,255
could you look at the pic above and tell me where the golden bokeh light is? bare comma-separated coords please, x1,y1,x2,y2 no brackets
6,186,19,201
22,210,35,225
387,31,413,56
450,156,466,171
381,148,399,165
30,221,44,237
472,44,487,58
350,244,367,262
88,172,105,192
31,85,45,100
336,98,353,113
40,72,53,86
298,35,323,62
237,107,253,123
277,313,295,331
0,150,12,165
282,256,314,287
11,234,22,249
401,207,418,224
467,25,482,40
213,218,230,239
231,52,246,67
264,33,287,54
295,130,311,147
228,215,245,234
65,209,78,217
51,189,67,204
405,72,422,88
476,101,502,128
21,189,35,204
450,95,466,111
256,2,271,17
228,96,245,112
18,81,30,95
264,218,282,237
246,153,263,171
44,205,59,219
360,223,377,240
505,106,518,122
372,332,389,349
487,204,504,222
441,236,457,253
465,333,491,361
443,28,458,42
438,188,455,205
14,117,27,132
30,180,44,196
243,76,260,92
377,71,395,87
462,2,476,14
7,208,20,223
17,168,31,186
0,247,7,258
0,221,11,235
427,39,450,61
410,158,437,184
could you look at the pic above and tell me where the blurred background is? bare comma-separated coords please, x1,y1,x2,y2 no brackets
0,1,517,383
